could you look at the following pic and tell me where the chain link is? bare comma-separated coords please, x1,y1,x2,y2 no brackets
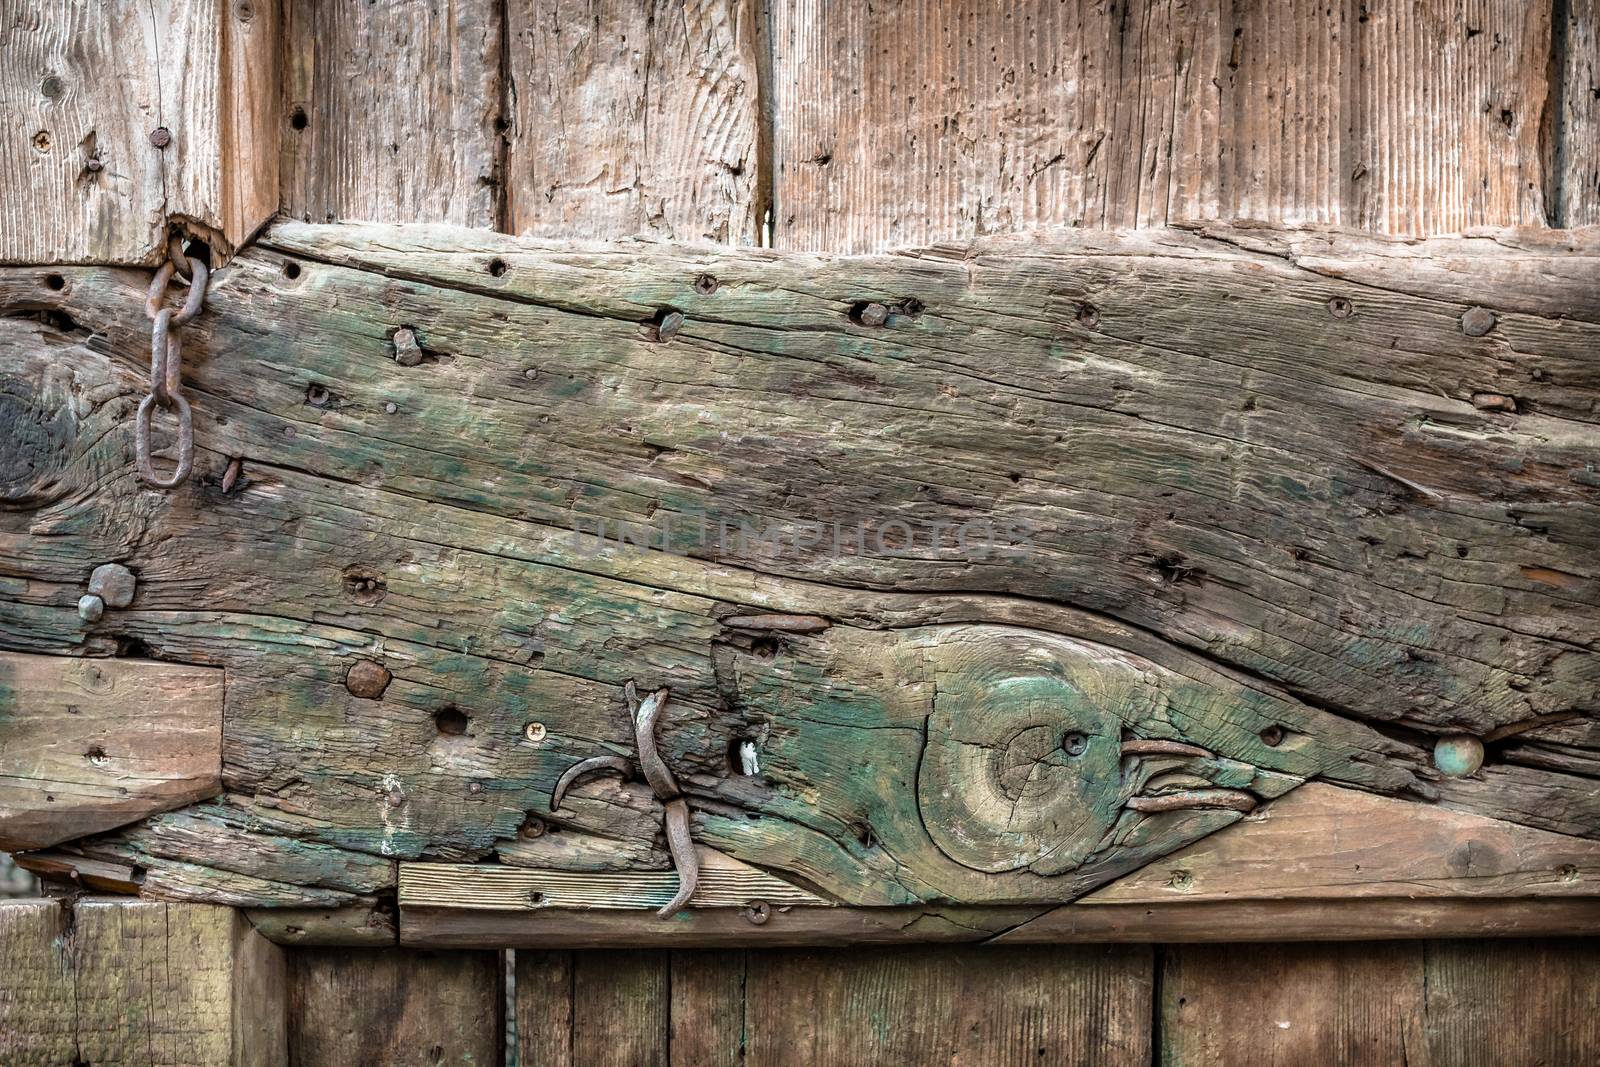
136,242,208,489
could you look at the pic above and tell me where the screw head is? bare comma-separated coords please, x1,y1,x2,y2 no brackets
524,721,547,743
1062,731,1089,757
1327,297,1354,319
520,815,547,839
744,900,771,925
149,126,172,148
693,273,719,295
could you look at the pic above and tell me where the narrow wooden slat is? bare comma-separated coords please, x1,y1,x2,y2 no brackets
505,0,762,243
1082,783,1600,904
288,947,501,1067
0,899,75,1066
0,0,277,264
572,951,670,1067
0,653,224,852
1559,0,1600,225
670,950,747,1067
515,950,575,1067
280,0,501,228
744,945,1152,1067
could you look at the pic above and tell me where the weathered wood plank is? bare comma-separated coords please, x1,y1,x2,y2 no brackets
1,222,1596,935
669,950,746,1067
769,1,1558,250
0,898,288,1067
1559,0,1600,226
505,0,762,243
0,653,223,852
0,899,75,1066
0,0,278,264
280,0,501,228
1161,938,1600,1066
515,950,576,1067
288,947,501,1067
570,951,670,1067
744,945,1152,1066
1083,782,1600,903
244,901,397,946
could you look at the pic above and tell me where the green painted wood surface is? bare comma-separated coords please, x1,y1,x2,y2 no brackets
0,222,1596,923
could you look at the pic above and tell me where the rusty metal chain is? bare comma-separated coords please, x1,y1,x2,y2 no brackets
136,240,208,489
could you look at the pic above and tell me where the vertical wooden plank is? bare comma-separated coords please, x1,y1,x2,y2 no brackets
1559,0,1600,225
73,898,287,1067
0,899,75,1066
670,950,746,1067
280,0,501,228
504,0,762,243
1352,0,1552,232
744,946,1152,1067
0,0,278,263
570,951,670,1067
1422,939,1600,1066
1160,942,1425,1066
289,948,500,1067
515,949,574,1067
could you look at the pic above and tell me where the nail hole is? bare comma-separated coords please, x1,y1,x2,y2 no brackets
84,745,108,765
1076,302,1100,328
434,706,469,736
44,273,65,291
1259,725,1286,747
854,822,879,849
340,565,387,604
849,301,889,326
487,258,508,278
283,260,302,280
528,891,546,905
289,106,308,131
1062,731,1089,757
728,737,760,775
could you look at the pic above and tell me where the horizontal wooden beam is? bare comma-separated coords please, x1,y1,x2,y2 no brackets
2,221,1597,945
0,653,224,852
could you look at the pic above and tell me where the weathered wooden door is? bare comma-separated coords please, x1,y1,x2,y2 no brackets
3,1,1599,1064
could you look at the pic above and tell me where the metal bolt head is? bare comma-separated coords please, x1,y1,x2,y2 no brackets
392,327,424,367
856,302,890,327
655,311,685,343
88,563,136,608
744,900,771,925
77,594,105,623
1061,731,1089,757
1433,734,1485,777
345,660,392,700
1461,306,1497,337
149,126,172,148
524,721,547,743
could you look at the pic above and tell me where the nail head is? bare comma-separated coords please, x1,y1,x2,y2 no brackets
1433,734,1484,777
149,126,172,148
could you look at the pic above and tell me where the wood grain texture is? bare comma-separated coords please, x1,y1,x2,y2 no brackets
1160,938,1600,1066
0,652,224,851
669,950,746,1067
1083,782,1600,903
744,945,1152,1066
769,0,1559,251
288,947,501,1067
514,950,576,1067
0,0,277,264
280,0,501,227
1559,0,1600,226
0,899,75,1067
2,222,1597,935
0,898,288,1067
505,0,763,243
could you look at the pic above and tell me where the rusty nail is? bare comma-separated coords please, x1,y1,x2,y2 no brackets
1461,306,1497,337
345,660,392,700
744,900,771,925
221,457,243,494
149,127,172,149
77,594,104,623
1471,392,1517,413
524,721,547,743
1168,869,1195,891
